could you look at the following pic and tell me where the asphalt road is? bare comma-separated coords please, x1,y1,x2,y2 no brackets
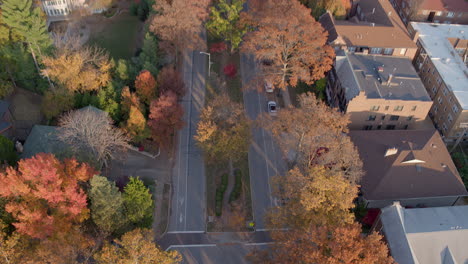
169,243,270,264
168,50,207,233
240,54,288,230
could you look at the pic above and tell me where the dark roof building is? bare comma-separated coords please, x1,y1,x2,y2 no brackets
349,129,467,208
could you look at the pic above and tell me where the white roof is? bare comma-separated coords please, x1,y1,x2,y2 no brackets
381,202,468,264
410,22,468,109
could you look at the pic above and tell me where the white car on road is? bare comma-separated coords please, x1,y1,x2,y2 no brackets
268,101,277,116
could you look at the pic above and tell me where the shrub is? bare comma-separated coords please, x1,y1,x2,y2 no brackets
209,42,227,53
229,170,242,203
223,64,237,78
215,173,229,216
0,135,18,166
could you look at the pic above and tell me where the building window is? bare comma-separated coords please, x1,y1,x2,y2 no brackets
436,11,442,16
453,105,459,113
407,115,413,121
381,115,386,120
403,125,409,129
367,115,377,121
394,106,404,111
400,48,407,55
448,114,453,123
443,88,448,96
370,48,382,54
390,115,399,121
386,125,396,130
444,21,451,24
384,106,389,110
348,47,356,52
377,125,382,130
364,125,373,130
384,48,394,55
442,123,448,131
447,12,454,17
411,106,417,111
438,96,442,104
434,106,438,114
370,106,380,111
434,20,440,23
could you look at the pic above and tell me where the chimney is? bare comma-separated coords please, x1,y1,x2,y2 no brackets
385,147,398,157
387,74,394,86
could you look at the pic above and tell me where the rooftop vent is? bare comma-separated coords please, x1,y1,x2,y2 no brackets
385,147,398,157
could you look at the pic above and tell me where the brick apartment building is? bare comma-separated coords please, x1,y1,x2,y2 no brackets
409,22,468,142
319,0,418,60
390,0,468,25
327,51,432,131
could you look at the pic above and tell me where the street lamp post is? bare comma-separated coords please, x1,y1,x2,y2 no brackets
199,51,212,77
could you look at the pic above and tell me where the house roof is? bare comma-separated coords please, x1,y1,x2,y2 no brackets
410,22,468,110
319,0,417,49
419,0,468,13
381,202,468,264
0,100,9,117
22,125,73,159
349,129,467,201
339,52,431,101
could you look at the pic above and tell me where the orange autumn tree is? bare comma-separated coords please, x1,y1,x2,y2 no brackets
249,223,395,264
125,106,150,143
0,154,96,239
242,0,334,90
135,70,157,104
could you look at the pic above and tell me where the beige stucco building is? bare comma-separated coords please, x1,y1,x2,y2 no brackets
327,52,433,130
409,22,468,142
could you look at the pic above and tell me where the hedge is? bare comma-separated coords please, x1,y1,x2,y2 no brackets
215,173,229,216
229,169,242,203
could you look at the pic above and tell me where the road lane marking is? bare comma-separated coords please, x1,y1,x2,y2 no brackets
167,244,217,251
167,231,205,234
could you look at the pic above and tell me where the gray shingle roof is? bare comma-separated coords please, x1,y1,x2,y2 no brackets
21,125,73,159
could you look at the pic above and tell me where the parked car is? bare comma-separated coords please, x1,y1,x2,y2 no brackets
268,101,277,116
264,80,274,93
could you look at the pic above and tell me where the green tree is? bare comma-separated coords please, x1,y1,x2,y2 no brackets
97,81,122,122
2,0,52,77
206,0,248,52
0,135,17,166
123,177,154,227
41,89,75,120
89,175,127,233
138,33,159,76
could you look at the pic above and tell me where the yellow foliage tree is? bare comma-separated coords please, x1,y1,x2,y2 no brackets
94,228,182,264
42,46,111,92
268,166,358,229
125,106,150,143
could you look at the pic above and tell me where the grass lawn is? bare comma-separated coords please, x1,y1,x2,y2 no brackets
88,13,142,60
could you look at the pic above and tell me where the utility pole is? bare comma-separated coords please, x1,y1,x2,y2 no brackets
200,51,212,77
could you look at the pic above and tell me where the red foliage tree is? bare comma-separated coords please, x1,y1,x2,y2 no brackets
223,63,237,78
209,42,228,53
0,154,96,239
157,66,186,99
148,91,185,148
135,70,157,104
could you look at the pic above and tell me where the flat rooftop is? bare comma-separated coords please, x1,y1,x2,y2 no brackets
339,53,431,102
411,22,468,109
381,203,468,264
